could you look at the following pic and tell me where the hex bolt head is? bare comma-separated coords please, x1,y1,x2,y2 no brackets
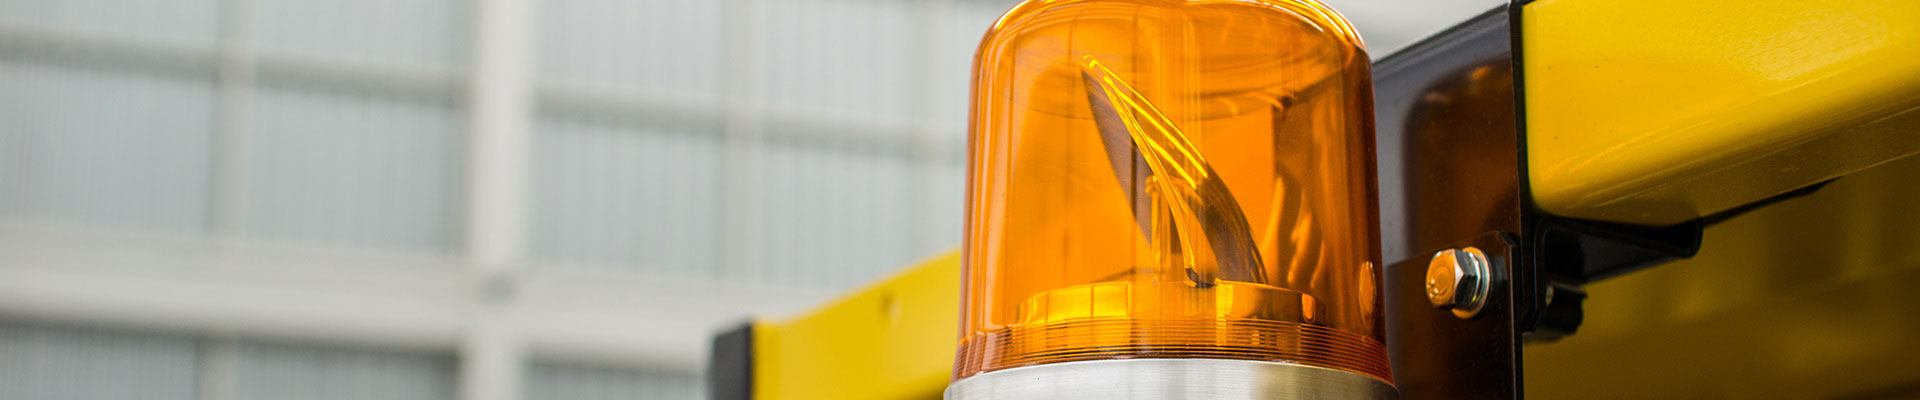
1426,247,1491,317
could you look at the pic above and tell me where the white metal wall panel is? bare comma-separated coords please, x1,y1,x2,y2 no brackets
0,323,200,400
531,118,724,278
253,0,468,67
0,0,219,47
230,341,458,400
758,144,914,288
242,87,462,252
525,362,704,400
0,62,214,234
539,0,725,102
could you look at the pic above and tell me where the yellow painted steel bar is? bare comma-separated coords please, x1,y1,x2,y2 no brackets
752,253,959,400
1525,150,1920,399
1523,0,1920,225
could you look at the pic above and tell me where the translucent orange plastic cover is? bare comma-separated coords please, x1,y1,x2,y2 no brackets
956,0,1387,382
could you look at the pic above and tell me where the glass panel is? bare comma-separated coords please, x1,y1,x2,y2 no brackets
526,362,705,400
243,87,461,252
531,118,724,278
0,323,200,400
540,0,724,102
232,341,457,400
0,62,213,233
762,0,917,124
758,143,914,288
0,0,219,47
253,0,466,67
917,161,966,255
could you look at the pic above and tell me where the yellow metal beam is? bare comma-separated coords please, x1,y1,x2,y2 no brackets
1523,0,1920,225
1525,148,1920,399
752,253,959,400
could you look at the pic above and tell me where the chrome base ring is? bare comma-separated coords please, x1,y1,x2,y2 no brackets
945,359,1394,400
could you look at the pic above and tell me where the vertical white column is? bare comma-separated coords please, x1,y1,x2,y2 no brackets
461,315,523,400
469,0,533,268
722,0,767,283
464,0,534,398
196,337,236,400
208,0,255,236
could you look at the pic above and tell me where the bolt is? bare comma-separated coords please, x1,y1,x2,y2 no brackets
1426,247,1490,317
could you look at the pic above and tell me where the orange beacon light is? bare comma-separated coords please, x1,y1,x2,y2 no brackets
948,0,1390,398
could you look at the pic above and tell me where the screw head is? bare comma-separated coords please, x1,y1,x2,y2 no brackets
1426,247,1490,316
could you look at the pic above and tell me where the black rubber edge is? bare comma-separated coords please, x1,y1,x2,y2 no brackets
707,321,754,400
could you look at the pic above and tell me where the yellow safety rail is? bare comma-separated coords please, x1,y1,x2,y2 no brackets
1524,0,1920,225
752,253,960,400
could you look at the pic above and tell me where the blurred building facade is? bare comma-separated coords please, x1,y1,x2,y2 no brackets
0,0,1010,398
0,0,1494,399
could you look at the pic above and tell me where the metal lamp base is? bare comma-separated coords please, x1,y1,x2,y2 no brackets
944,359,1394,400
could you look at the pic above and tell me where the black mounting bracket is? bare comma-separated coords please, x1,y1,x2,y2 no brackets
1372,4,1707,397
